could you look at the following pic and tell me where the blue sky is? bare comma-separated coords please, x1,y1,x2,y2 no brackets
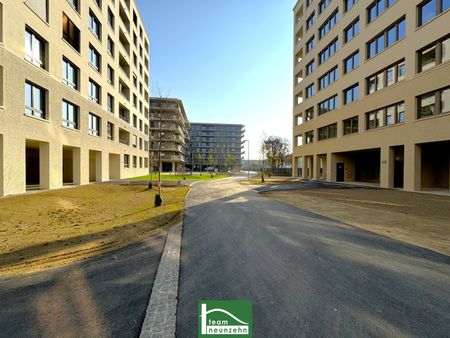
136,0,295,159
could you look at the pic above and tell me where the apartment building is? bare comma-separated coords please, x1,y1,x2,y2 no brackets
149,97,190,172
0,0,151,197
188,123,245,171
293,0,450,192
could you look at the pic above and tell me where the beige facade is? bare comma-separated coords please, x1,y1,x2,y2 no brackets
293,0,450,192
0,0,150,197
149,97,190,173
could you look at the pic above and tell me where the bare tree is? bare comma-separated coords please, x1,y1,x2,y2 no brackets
262,136,290,174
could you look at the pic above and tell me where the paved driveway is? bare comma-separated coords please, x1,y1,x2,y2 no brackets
177,177,450,337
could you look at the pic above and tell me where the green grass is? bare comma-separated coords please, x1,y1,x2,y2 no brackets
129,173,230,181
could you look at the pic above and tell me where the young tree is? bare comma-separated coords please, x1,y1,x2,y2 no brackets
207,154,218,174
224,153,234,172
195,152,203,171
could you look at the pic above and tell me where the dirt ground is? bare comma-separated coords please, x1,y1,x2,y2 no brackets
264,188,450,256
0,184,188,275
241,175,296,186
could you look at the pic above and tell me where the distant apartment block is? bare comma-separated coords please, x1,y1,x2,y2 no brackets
188,123,245,171
0,0,151,197
149,97,190,172
293,0,450,192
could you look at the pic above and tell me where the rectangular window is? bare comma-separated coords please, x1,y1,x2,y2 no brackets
88,79,101,103
344,0,358,12
366,101,405,129
107,36,115,57
108,8,115,30
368,0,397,23
62,57,78,89
107,94,114,113
319,66,338,90
62,100,78,129
25,81,46,119
88,113,100,136
318,95,338,115
418,0,437,26
306,36,315,53
418,36,450,72
306,60,315,75
62,13,80,52
89,45,101,71
417,86,450,118
24,0,48,22
306,12,316,30
107,122,114,140
318,123,337,141
397,102,405,123
68,0,79,12
305,107,314,121
133,156,137,168
306,83,315,98
343,116,358,135
366,59,405,94
124,154,129,168
367,17,405,59
344,18,360,43
319,0,331,13
319,10,339,39
107,65,114,85
89,11,101,39
305,131,314,144
344,50,359,73
25,28,46,69
319,38,338,64
344,84,359,105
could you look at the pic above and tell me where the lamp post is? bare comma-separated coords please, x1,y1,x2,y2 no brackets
244,140,250,180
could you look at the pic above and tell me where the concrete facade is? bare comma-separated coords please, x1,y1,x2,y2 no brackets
0,0,150,196
292,0,450,192
188,123,245,171
149,98,190,173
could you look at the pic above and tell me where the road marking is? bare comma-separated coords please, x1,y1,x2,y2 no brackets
140,222,182,338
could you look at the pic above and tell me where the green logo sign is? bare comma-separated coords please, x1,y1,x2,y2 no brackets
198,300,252,337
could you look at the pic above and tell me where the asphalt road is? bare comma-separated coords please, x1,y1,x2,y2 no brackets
0,230,167,338
177,177,450,337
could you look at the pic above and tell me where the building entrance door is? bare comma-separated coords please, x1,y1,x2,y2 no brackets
336,163,344,182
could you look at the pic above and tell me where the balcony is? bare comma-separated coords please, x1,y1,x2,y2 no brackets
119,53,130,78
119,29,130,55
119,103,130,123
119,79,130,101
119,3,130,33
119,128,130,145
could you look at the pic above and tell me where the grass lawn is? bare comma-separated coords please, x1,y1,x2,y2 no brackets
129,173,230,181
265,188,450,256
0,184,188,275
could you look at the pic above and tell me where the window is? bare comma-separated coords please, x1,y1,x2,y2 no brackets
25,0,48,22
344,51,359,73
88,45,101,71
133,156,137,168
88,79,100,103
108,8,115,30
62,58,78,89
63,13,80,52
319,0,331,14
318,95,338,115
305,107,314,121
306,36,315,53
318,66,338,90
107,122,114,140
25,82,46,119
417,87,450,118
318,123,337,141
133,114,137,128
306,60,315,75
89,11,101,39
344,84,359,104
319,38,338,64
344,18,359,43
366,59,405,94
306,12,316,30
418,36,450,72
319,10,339,39
107,65,114,85
62,100,78,129
366,101,405,129
107,36,115,57
343,116,358,135
306,83,315,98
368,0,397,23
88,113,100,136
94,0,101,9
344,0,358,12
418,0,437,26
367,17,405,58
107,94,114,113
305,131,314,144
68,0,79,12
124,154,129,168
25,28,46,69
307,0,313,7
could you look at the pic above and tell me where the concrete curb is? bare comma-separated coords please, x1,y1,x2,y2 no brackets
139,222,182,338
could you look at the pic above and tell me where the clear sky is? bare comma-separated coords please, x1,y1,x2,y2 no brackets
136,0,295,160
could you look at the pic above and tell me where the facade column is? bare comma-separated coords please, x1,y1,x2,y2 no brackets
39,142,50,190
380,146,394,188
326,153,336,182
73,147,81,185
80,148,89,185
404,143,421,191
301,156,307,179
313,154,321,180
293,156,299,178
